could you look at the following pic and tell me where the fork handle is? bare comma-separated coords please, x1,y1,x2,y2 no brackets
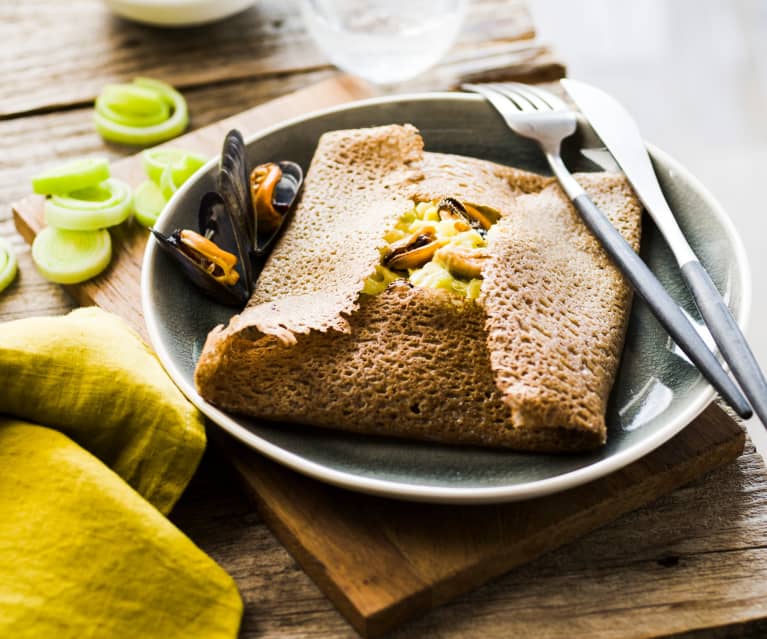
681,260,767,424
570,193,752,418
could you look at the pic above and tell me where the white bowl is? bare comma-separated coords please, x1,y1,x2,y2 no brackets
103,0,255,27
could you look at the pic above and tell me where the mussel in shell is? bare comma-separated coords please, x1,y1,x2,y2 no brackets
152,129,304,306
383,227,448,272
150,224,248,307
250,160,303,252
437,197,497,237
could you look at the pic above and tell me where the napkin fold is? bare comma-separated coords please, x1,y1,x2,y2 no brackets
0,307,204,513
0,419,242,638
0,308,243,637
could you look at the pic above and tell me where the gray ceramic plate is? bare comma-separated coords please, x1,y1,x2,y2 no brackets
141,93,750,504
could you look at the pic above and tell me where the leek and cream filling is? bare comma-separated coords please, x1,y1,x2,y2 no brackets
362,199,498,299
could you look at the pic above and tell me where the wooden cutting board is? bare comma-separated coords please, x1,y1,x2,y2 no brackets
12,74,745,639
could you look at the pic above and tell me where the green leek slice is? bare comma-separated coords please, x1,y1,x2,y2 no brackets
170,153,206,183
133,180,167,228
142,148,206,185
44,178,133,231
0,237,18,293
32,159,111,195
159,154,206,199
159,164,180,200
97,84,171,127
32,227,112,284
94,77,188,147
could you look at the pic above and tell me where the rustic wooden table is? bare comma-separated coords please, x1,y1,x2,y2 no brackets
3,2,767,637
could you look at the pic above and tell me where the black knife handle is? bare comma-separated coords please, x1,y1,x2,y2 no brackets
681,260,767,424
571,193,752,418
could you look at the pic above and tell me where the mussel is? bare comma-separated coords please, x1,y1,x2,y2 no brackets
437,198,498,237
383,228,448,272
434,245,490,280
250,161,303,252
152,129,304,306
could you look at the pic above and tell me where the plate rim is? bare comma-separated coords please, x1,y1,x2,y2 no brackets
141,91,751,504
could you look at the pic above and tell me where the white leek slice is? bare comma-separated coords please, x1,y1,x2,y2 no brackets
94,77,188,147
142,148,206,185
32,227,112,284
44,179,133,231
0,237,18,293
133,180,167,228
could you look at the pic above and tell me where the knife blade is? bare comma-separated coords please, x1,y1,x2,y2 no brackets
562,78,767,426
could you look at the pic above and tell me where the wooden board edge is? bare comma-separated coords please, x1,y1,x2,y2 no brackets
371,417,745,636
433,417,746,607
214,408,744,638
226,452,434,636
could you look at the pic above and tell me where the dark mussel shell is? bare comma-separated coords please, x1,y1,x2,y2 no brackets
272,161,303,213
217,130,255,249
198,190,253,295
154,129,303,307
151,221,250,307
253,160,303,254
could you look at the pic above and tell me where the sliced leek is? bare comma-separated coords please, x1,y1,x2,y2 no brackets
133,180,167,228
97,84,171,127
0,237,18,293
158,153,206,199
32,227,112,284
94,77,188,147
32,158,110,195
142,148,206,185
44,178,133,231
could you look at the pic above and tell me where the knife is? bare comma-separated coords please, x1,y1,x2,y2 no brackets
562,78,767,426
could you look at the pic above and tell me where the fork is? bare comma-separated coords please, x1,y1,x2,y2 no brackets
462,82,752,419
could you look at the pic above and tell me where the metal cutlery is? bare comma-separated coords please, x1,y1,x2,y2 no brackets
462,81,752,419
561,78,767,427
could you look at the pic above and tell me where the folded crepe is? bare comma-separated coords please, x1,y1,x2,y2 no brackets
195,124,642,452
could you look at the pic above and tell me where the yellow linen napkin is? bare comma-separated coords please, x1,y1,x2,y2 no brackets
0,307,204,513
0,418,242,638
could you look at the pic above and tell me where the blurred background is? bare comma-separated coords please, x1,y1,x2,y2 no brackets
531,0,767,452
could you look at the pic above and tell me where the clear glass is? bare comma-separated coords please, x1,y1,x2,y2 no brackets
300,0,468,86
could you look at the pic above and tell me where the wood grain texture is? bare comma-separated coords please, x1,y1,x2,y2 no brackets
221,404,745,637
171,417,767,639
0,0,558,117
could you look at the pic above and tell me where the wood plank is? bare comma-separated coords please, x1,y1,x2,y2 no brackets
220,403,744,638
0,70,337,212
0,0,555,117
1,7,563,328
171,414,767,639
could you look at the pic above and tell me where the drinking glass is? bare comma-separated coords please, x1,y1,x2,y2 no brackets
300,0,468,86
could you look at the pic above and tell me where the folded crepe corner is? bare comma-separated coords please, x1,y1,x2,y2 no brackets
195,124,642,452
